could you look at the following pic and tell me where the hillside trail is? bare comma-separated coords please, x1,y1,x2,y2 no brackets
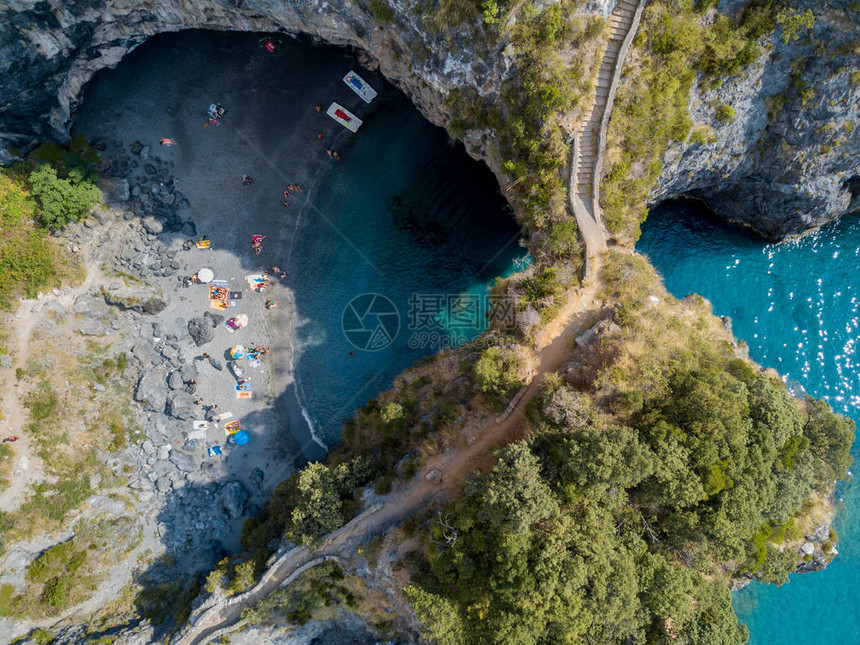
174,4,647,642
0,258,104,512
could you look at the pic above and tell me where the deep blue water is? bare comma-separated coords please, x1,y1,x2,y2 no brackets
289,94,526,449
638,201,860,644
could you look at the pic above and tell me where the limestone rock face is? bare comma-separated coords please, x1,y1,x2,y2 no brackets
0,0,857,237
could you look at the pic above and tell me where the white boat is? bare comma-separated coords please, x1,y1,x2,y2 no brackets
326,103,363,133
343,71,377,104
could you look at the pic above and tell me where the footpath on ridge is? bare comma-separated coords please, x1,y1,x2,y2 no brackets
173,4,646,642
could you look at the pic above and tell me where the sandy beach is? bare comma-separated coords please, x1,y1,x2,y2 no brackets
70,31,389,545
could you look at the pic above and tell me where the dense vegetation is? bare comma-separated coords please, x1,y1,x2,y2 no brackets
0,170,74,309
406,328,852,643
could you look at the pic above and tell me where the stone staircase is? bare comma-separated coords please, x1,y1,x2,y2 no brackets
569,0,646,275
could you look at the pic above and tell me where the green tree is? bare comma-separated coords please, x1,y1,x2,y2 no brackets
287,463,343,544
468,442,557,534
473,346,522,396
403,585,465,645
28,164,100,231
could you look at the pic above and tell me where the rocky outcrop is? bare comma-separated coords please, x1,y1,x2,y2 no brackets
649,0,859,238
0,1,857,238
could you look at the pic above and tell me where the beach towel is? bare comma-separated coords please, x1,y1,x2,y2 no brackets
237,391,253,399
215,412,234,421
225,420,242,434
208,445,223,457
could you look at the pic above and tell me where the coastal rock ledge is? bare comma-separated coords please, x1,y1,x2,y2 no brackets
0,0,858,237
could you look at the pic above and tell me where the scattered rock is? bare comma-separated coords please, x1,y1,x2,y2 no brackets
72,294,109,319
203,311,224,327
167,370,185,390
249,467,264,491
103,288,167,315
179,363,198,382
166,390,198,420
425,468,443,485
44,300,67,319
169,451,197,473
98,176,130,204
142,216,164,235
79,320,108,336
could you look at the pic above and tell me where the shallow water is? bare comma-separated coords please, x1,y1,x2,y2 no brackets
289,96,526,448
638,201,860,644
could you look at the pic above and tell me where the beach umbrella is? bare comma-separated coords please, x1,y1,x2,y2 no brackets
230,344,246,359
197,268,214,283
231,430,250,445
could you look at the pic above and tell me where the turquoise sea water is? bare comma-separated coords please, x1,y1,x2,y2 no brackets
290,95,525,448
637,201,860,644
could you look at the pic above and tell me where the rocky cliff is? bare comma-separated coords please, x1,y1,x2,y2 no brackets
651,0,860,238
0,0,510,159
0,1,857,230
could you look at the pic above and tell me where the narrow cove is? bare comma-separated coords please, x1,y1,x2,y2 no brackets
73,30,525,461
638,201,860,644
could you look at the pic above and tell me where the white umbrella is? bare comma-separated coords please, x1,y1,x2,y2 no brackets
197,268,214,283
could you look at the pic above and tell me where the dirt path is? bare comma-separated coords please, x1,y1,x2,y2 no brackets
0,260,104,512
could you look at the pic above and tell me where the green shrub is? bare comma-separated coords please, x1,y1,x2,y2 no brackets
775,7,815,43
473,346,522,396
40,576,72,607
714,102,736,123
27,164,100,231
0,170,70,307
368,0,396,24
23,381,59,421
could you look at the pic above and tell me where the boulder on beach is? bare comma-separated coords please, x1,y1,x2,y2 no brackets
188,317,214,346
221,481,249,519
135,367,168,412
166,390,197,420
